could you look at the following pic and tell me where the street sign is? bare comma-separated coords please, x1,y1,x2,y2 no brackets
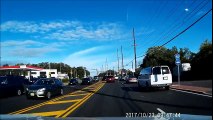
175,53,181,85
175,54,181,65
175,54,180,59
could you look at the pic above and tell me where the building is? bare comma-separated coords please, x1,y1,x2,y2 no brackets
173,63,191,76
57,72,69,79
28,69,58,78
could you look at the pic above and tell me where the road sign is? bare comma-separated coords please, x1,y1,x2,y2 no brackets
175,54,180,59
175,54,181,65
175,53,181,85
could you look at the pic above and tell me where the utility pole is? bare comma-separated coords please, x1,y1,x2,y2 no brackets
132,61,134,76
121,46,124,77
105,58,108,76
117,48,120,75
133,28,137,75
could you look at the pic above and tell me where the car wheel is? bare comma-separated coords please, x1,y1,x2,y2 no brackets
17,89,22,96
60,89,64,95
165,86,170,90
47,92,51,99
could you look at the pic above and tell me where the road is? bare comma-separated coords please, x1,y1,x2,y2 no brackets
0,80,212,118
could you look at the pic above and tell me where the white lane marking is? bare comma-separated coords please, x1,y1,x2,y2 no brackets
171,89,212,98
157,108,166,114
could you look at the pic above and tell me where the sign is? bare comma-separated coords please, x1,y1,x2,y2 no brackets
175,54,181,65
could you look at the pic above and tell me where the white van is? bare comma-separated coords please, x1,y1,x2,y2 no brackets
138,66,172,90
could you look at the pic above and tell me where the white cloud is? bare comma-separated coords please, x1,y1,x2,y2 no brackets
1,20,127,41
0,20,81,33
45,22,126,41
8,46,60,57
1,40,62,58
1,40,45,47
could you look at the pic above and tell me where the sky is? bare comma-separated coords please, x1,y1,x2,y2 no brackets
0,0,212,76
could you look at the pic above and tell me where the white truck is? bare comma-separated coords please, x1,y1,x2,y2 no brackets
138,66,172,90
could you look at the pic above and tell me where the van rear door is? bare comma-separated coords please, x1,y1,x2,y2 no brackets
151,66,172,86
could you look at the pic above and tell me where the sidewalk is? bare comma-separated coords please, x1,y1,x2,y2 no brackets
171,82,212,96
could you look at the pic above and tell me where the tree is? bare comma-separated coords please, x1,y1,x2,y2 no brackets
191,40,212,79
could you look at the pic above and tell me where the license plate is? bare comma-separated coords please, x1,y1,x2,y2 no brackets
30,93,35,96
163,77,168,80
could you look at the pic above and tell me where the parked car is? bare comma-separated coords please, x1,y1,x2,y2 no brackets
26,78,64,99
126,76,137,83
106,76,115,83
0,75,26,97
138,66,172,90
69,78,79,85
81,77,93,85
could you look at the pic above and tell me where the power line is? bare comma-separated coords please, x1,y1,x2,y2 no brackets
139,0,198,52
126,8,212,66
151,0,210,47
137,8,212,58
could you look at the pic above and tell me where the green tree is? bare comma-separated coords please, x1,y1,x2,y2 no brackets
191,40,212,79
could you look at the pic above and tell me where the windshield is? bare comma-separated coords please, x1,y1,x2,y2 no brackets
0,0,212,119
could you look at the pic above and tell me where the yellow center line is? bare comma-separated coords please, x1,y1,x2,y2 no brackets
64,93,88,97
58,83,105,118
46,99,81,105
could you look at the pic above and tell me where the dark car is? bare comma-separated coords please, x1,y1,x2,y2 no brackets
106,76,115,83
102,76,107,81
0,75,25,97
28,77,40,85
26,78,63,99
69,78,79,85
93,76,99,82
81,78,92,85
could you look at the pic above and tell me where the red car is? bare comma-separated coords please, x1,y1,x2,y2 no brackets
106,76,115,83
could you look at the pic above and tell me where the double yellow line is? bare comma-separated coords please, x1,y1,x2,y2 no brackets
9,81,103,115
57,83,105,118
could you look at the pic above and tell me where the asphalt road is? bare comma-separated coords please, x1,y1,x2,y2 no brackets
69,81,212,117
0,80,212,118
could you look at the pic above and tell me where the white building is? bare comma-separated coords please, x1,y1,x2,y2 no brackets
28,69,58,78
58,72,69,79
173,63,191,76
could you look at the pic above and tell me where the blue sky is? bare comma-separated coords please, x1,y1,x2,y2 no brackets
0,0,212,76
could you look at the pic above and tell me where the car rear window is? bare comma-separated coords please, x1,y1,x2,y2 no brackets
107,76,114,78
152,67,161,74
162,67,170,74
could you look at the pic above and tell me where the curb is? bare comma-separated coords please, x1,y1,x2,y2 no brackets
170,87,212,96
